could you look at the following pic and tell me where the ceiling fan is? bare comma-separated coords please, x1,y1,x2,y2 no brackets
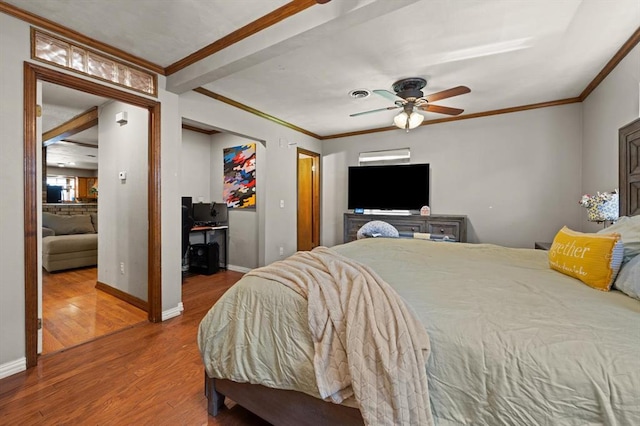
350,78,471,131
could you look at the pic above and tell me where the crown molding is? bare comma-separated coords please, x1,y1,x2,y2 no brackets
181,123,219,135
193,87,322,140
165,0,318,75
192,23,638,140
192,90,580,141
0,1,164,75
579,26,640,101
3,1,635,139
321,98,582,140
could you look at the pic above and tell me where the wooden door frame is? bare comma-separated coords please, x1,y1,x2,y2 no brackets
24,62,162,368
296,148,321,249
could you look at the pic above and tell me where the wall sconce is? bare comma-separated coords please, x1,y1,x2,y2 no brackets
115,111,128,126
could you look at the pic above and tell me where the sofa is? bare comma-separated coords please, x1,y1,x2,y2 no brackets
42,212,98,272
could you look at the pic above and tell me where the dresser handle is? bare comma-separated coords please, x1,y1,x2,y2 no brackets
411,227,416,231
440,228,444,233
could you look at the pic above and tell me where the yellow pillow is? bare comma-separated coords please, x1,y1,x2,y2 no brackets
549,226,624,291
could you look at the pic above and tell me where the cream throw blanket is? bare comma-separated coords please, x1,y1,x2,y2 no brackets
247,246,433,426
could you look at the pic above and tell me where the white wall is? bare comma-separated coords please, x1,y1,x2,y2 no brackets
581,44,640,232
179,91,323,266
180,129,212,202
322,104,584,248
97,101,149,301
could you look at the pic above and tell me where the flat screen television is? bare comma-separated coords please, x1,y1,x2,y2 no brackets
348,163,429,210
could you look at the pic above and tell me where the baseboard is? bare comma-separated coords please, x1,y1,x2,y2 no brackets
95,281,148,312
162,302,184,321
0,357,26,380
227,264,252,273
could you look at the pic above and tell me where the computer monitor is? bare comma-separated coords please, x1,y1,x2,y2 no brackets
211,202,228,224
192,202,228,225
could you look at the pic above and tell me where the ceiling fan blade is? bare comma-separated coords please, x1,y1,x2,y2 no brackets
373,89,404,102
420,104,464,116
425,86,471,102
350,106,400,117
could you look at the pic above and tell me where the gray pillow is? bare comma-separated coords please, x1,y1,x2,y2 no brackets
598,216,640,263
42,212,95,235
614,254,640,300
42,226,55,237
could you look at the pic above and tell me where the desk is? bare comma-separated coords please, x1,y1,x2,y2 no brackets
190,225,228,269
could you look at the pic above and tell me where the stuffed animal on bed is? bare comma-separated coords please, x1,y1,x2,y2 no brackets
356,220,399,240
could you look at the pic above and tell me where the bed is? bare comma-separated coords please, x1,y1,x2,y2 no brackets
198,119,640,425
199,237,639,425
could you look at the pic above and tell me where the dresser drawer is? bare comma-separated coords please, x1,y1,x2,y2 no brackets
344,217,426,242
343,213,467,243
391,220,427,234
427,221,460,240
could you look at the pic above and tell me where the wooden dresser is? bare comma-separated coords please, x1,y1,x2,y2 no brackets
343,213,467,243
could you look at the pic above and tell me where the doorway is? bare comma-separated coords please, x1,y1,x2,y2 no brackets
40,82,150,355
297,148,320,251
24,63,162,368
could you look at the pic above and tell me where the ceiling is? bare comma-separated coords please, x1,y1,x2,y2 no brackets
42,82,107,171
7,0,639,137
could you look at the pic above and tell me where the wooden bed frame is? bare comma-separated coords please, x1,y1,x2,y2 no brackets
205,374,364,425
204,118,640,425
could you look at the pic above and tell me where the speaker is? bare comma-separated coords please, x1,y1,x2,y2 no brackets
189,243,219,275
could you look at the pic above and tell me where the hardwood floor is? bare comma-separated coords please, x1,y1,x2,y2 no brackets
42,267,148,354
0,271,270,425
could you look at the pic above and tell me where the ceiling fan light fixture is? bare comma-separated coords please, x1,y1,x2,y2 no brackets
393,112,409,128
408,111,425,128
393,111,424,131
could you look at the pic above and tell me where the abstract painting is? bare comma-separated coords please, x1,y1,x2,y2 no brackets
223,143,256,208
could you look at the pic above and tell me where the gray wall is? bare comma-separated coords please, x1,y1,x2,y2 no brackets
180,91,324,266
157,75,182,315
0,13,183,373
180,129,263,270
322,104,584,248
0,7,637,375
210,133,263,270
581,43,640,232
180,129,212,202
0,12,30,373
97,101,149,301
